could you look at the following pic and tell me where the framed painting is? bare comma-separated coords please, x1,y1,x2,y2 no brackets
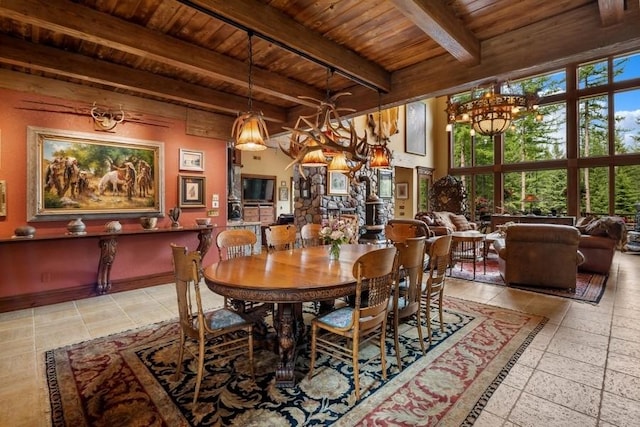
378,169,393,198
327,171,349,196
178,175,206,208
396,182,409,199
279,185,289,201
27,127,164,221
179,148,204,172
405,101,427,156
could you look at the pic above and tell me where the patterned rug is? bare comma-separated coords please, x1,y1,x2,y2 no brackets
449,253,607,303
46,297,546,426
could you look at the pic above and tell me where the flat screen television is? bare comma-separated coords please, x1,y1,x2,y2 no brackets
241,175,276,203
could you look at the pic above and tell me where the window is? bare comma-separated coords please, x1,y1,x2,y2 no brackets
614,89,640,155
578,95,609,158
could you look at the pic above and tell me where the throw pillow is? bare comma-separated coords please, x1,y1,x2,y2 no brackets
584,218,609,237
451,214,473,231
433,211,455,230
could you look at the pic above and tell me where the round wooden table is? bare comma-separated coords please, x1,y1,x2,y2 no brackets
203,243,383,387
450,231,486,279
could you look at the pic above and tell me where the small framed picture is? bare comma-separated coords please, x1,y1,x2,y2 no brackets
179,148,204,172
396,182,409,199
279,186,289,201
378,169,393,198
178,175,206,208
299,178,310,199
328,171,349,196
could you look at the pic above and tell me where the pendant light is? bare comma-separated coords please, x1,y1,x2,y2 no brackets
369,90,391,168
232,32,268,151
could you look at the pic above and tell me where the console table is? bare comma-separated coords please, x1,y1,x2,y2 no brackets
1,226,213,295
490,214,575,230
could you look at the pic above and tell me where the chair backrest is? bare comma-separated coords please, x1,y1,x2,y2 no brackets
171,244,203,340
385,219,432,243
350,246,397,332
216,229,257,260
425,234,452,295
393,236,426,311
300,223,323,248
264,224,297,251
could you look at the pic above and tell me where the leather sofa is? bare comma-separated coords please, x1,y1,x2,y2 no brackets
493,224,584,290
578,235,617,274
415,211,477,236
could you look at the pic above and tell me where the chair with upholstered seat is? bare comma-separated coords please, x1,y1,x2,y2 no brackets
308,246,398,400
264,224,297,251
422,234,452,346
300,223,323,248
171,244,254,404
388,236,427,370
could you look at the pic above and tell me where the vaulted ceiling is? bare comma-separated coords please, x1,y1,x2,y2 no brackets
1,0,640,139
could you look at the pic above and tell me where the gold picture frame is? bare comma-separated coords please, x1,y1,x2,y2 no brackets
178,174,206,208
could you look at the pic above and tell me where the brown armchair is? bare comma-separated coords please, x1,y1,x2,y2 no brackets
493,224,585,290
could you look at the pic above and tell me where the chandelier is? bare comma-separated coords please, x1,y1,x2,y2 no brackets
446,85,540,136
280,90,370,178
232,32,269,151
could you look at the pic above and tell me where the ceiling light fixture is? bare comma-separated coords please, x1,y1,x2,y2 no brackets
368,91,391,169
446,84,540,136
280,69,369,178
232,32,269,151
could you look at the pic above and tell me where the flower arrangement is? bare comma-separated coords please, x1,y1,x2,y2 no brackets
319,218,354,259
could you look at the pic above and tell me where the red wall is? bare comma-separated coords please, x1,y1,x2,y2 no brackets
0,88,228,299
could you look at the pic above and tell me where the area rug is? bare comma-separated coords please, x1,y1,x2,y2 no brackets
46,297,546,426
449,253,607,304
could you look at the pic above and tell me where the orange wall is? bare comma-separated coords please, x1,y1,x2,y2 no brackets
0,88,228,298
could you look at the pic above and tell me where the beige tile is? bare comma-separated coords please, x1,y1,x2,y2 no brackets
0,352,37,384
0,337,35,358
35,325,91,351
551,326,609,350
609,337,640,359
516,346,544,369
613,307,640,321
0,323,33,342
79,307,128,326
604,369,640,401
536,352,605,389
546,337,608,367
599,391,640,426
484,382,521,418
0,307,33,323
561,313,611,336
524,370,601,417
508,392,597,427
85,317,137,337
34,307,82,326
502,363,534,389
33,301,76,315
606,352,640,378
612,314,640,331
611,325,640,343
473,409,507,427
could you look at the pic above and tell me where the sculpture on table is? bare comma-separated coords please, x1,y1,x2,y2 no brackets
169,206,182,228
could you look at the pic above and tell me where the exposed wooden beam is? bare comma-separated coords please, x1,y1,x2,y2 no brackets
598,0,625,26
388,0,480,65
0,0,323,107
185,0,391,92
0,35,286,123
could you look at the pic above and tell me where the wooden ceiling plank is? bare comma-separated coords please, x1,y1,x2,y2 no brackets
388,3,640,106
388,0,480,65
185,0,391,92
0,0,323,107
598,0,625,27
0,34,286,123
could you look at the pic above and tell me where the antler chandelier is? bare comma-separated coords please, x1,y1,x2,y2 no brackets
446,85,540,136
280,91,370,179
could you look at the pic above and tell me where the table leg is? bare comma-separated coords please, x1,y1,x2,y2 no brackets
274,302,303,387
97,236,117,294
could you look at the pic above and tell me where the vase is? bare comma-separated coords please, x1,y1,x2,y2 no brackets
67,218,86,235
329,242,341,260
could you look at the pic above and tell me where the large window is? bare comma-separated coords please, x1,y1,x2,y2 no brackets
448,51,640,222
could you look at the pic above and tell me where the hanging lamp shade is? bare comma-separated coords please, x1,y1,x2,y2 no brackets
327,151,350,172
233,113,268,151
301,141,327,167
369,145,390,168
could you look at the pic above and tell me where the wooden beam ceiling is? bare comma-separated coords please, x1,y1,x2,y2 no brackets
388,0,480,65
598,0,625,26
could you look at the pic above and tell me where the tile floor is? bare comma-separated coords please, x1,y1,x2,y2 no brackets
0,253,639,426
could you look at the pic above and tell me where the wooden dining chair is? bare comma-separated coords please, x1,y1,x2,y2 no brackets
264,224,297,251
308,246,398,400
388,236,427,370
384,219,433,244
216,229,264,314
422,234,453,347
170,244,254,404
300,223,323,248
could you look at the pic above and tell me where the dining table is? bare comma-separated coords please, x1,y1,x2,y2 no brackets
202,243,384,387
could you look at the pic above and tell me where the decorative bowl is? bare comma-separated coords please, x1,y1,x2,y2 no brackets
195,218,211,227
140,216,158,230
